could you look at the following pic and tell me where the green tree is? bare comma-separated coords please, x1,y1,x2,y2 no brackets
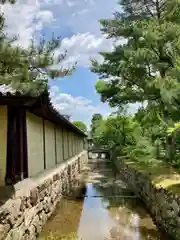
90,112,153,161
90,114,103,145
134,104,167,158
73,121,87,133
90,0,180,164
91,118,106,147
0,0,74,95
91,0,180,112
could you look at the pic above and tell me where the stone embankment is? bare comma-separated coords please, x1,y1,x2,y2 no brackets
0,151,88,240
116,159,180,240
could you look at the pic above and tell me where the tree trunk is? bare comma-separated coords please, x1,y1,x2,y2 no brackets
166,134,176,162
156,139,161,159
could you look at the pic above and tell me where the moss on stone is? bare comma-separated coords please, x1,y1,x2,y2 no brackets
120,157,180,194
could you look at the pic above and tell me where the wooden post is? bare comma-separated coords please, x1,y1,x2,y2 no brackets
5,106,28,185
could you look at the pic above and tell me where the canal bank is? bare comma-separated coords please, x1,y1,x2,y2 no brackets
0,151,88,240
39,158,167,240
115,158,180,240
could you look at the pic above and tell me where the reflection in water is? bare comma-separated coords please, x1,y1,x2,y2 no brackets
39,159,167,240
38,198,84,239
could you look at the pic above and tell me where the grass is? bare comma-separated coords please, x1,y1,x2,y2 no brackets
121,157,180,193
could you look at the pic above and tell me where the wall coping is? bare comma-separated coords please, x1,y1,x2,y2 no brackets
0,150,88,240
0,150,87,213
13,150,87,199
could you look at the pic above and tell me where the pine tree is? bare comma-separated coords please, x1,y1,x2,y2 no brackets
91,0,180,111
0,0,74,96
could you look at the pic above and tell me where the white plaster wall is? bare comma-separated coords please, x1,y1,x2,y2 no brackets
63,129,68,160
26,112,44,177
56,127,63,163
44,120,56,169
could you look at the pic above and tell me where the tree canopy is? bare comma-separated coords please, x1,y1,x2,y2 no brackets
90,0,180,166
91,0,180,112
73,121,87,133
0,0,74,96
90,114,103,145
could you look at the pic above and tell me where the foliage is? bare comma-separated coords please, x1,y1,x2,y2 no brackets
90,111,155,161
72,121,87,133
91,0,180,112
90,0,180,166
124,137,155,161
167,122,180,135
0,0,74,96
90,113,103,145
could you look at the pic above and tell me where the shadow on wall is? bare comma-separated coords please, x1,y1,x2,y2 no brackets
0,185,15,206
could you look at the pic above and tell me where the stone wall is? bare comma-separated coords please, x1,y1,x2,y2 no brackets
116,160,180,240
0,151,88,240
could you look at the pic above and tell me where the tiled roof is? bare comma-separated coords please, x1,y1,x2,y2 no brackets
0,84,87,137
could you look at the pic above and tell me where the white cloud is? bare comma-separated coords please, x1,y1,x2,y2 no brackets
41,0,63,5
1,0,55,47
67,1,76,7
60,0,118,36
36,10,54,24
1,0,122,65
49,85,113,126
49,85,140,126
0,0,129,123
72,8,88,17
58,32,119,68
50,0,124,67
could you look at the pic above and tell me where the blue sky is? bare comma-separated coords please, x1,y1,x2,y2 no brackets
2,0,139,126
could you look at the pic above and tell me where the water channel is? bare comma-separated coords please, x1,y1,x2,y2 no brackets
38,158,168,240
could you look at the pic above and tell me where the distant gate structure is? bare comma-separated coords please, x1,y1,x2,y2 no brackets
88,147,110,159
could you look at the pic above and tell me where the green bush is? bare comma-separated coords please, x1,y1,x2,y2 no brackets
123,137,155,162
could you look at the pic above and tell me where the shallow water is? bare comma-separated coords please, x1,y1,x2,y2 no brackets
39,159,168,240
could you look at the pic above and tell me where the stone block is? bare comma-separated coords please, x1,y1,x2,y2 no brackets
30,188,38,206
118,160,180,240
0,224,10,240
0,153,88,240
13,215,24,228
38,179,52,193
31,215,41,235
27,225,36,240
0,208,9,223
24,207,37,227
53,173,60,182
1,199,22,226
38,189,46,201
36,202,44,213
39,210,47,226
5,199,22,226
6,223,26,240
